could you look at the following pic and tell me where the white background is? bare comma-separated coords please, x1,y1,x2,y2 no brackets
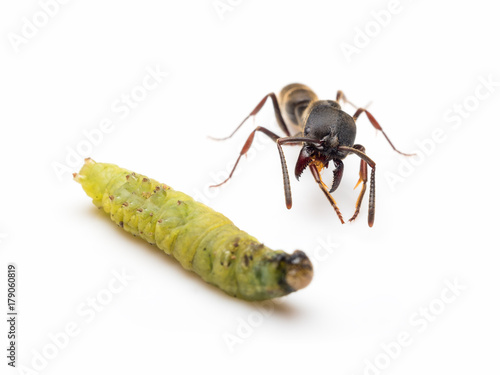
1,1,499,374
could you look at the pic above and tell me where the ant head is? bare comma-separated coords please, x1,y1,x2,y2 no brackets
295,101,357,179
302,100,357,155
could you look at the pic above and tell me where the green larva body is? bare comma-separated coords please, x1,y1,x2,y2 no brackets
74,159,312,300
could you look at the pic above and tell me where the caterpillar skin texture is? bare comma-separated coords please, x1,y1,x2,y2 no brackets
74,159,313,301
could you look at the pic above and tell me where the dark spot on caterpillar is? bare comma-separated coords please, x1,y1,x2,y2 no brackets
203,247,206,251
227,261,231,267
109,195,114,201
158,219,163,223
132,172,136,176
220,261,223,266
149,213,153,216
143,178,149,182
233,238,239,247
137,208,143,212
230,255,236,260
140,231,143,234
122,202,129,207
244,254,249,266
126,175,130,180
119,221,124,227
155,186,160,191
177,200,182,205
249,255,253,261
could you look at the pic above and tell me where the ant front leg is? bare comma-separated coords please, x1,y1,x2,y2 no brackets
349,144,368,224
309,163,345,225
339,145,376,227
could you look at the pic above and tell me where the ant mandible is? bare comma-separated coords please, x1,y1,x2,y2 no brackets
210,83,413,227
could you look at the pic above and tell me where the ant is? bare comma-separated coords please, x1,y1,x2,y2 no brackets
210,83,414,227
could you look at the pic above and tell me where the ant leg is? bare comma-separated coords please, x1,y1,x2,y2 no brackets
309,163,345,224
276,136,322,209
352,108,415,156
349,145,368,223
210,126,279,188
209,93,291,140
210,127,313,209
339,145,376,227
336,90,359,109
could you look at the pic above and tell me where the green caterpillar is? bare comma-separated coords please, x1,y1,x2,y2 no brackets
74,158,313,301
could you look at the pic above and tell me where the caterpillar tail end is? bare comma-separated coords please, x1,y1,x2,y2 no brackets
284,250,313,292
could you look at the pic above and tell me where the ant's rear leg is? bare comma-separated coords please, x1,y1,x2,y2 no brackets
336,90,359,109
209,93,292,140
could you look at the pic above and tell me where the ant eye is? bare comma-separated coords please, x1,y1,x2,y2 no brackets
304,127,310,134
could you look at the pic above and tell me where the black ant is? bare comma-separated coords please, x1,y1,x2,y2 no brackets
210,83,413,227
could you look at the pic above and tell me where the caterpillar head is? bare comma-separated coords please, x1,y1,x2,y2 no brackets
283,250,313,292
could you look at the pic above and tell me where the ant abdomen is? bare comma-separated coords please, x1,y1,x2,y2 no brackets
279,83,318,130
